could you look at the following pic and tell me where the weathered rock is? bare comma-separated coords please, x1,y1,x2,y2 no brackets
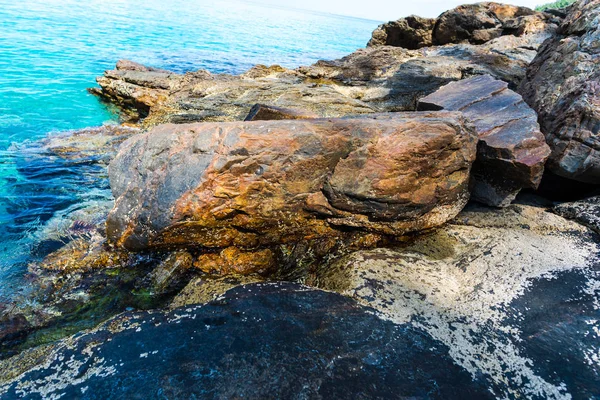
367,3,558,50
147,250,193,293
316,199,600,398
419,75,551,206
169,274,263,308
432,2,549,45
367,16,436,49
519,0,600,183
244,103,318,121
0,283,493,399
554,194,600,233
107,113,477,257
91,17,557,127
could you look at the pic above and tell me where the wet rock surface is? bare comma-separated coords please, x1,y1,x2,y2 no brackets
519,0,600,183
554,194,600,233
107,113,477,256
0,283,493,400
419,75,550,206
316,199,600,398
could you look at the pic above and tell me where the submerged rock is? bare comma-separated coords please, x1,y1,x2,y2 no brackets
419,75,550,206
106,112,477,261
316,199,600,398
519,0,600,183
0,283,493,399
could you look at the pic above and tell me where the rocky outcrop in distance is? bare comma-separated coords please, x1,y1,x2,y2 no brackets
367,2,559,49
418,75,550,206
519,0,600,183
107,113,477,261
90,10,557,128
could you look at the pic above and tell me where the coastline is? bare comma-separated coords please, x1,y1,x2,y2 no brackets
1,1,600,398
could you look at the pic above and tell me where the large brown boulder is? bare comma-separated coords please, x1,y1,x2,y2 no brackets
367,16,436,49
433,2,549,45
107,113,477,255
519,0,600,183
419,75,550,206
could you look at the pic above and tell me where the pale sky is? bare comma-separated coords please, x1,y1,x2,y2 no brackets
254,0,543,21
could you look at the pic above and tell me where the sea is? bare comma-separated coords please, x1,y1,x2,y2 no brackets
0,0,379,300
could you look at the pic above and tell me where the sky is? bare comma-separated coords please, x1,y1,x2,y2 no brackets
254,0,543,22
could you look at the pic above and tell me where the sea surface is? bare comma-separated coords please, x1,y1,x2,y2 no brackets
0,0,378,299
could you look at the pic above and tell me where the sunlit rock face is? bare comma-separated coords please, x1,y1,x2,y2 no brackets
106,113,477,260
520,0,600,183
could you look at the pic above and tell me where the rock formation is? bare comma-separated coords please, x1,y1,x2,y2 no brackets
106,113,477,259
90,9,557,127
367,2,558,49
419,75,550,206
315,199,600,399
519,0,600,183
367,16,436,49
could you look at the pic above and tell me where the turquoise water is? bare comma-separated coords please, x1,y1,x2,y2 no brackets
0,0,378,298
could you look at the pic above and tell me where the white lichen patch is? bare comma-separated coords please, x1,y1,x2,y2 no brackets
317,204,600,399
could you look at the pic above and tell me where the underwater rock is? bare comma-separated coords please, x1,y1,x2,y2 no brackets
419,74,550,206
316,198,600,398
106,112,477,260
519,0,600,183
0,283,493,399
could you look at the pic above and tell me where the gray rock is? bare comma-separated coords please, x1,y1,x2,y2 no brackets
519,0,600,183
554,195,600,233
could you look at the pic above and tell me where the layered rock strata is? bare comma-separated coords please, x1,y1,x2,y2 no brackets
419,75,550,206
106,113,477,258
519,0,600,183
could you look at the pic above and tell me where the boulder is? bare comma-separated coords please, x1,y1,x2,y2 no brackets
106,113,477,256
432,2,548,45
519,0,600,183
316,200,600,398
244,103,319,121
367,3,558,50
419,75,550,206
367,16,436,49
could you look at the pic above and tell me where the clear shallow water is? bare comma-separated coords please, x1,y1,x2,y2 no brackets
0,0,378,298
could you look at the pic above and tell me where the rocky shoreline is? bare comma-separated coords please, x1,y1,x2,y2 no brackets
1,1,600,398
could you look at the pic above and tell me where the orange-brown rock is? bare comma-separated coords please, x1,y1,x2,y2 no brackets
106,113,477,252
